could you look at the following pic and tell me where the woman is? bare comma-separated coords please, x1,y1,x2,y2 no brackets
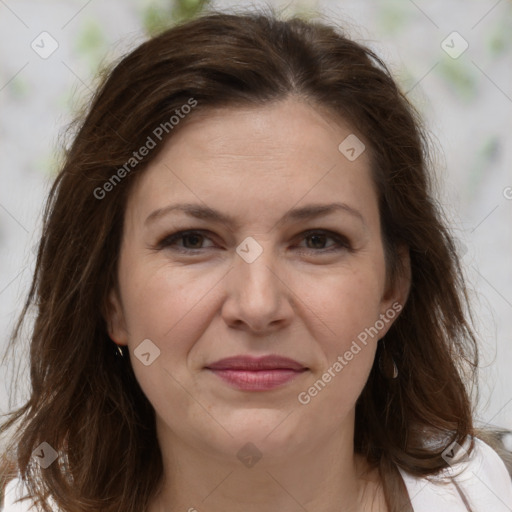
1,7,511,512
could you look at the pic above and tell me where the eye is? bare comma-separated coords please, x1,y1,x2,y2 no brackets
295,229,352,253
155,229,352,254
157,230,215,252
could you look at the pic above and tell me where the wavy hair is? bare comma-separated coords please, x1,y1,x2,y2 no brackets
0,6,505,512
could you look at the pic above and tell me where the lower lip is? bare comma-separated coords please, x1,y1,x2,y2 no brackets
207,368,306,391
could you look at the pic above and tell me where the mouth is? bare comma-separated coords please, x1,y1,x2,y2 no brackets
205,355,309,391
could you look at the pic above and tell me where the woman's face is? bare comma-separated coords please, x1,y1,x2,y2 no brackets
107,97,410,463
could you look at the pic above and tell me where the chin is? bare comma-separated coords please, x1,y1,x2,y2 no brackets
216,415,307,457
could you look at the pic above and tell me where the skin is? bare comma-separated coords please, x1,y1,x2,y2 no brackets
106,96,411,512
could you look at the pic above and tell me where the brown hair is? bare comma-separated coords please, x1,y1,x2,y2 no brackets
0,6,506,512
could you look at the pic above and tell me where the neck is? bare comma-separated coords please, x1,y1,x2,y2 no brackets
149,415,383,512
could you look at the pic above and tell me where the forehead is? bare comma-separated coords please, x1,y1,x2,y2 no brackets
124,97,378,230
157,97,365,167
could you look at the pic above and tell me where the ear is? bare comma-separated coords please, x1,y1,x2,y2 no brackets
378,244,411,338
103,287,129,346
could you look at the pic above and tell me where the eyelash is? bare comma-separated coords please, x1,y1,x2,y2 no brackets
155,229,352,255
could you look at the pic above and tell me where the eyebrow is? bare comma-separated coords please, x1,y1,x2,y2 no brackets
144,201,366,230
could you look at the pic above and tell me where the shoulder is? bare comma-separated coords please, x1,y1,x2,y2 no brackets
2,476,60,512
3,476,38,511
399,436,512,512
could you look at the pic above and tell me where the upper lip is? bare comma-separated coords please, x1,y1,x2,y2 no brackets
205,355,307,371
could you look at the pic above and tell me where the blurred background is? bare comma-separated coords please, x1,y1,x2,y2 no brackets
0,0,511,446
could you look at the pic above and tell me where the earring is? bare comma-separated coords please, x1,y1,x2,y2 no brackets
108,321,125,359
114,343,125,359
378,338,398,379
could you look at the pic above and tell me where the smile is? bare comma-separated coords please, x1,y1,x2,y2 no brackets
205,355,309,391
207,368,308,391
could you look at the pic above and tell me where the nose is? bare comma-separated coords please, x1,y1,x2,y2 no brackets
220,238,294,334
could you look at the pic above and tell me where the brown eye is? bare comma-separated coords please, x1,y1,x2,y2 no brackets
155,229,351,255
180,233,205,249
158,230,215,251
305,233,331,249
297,230,351,253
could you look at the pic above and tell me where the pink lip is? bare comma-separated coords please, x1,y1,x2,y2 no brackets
205,355,308,391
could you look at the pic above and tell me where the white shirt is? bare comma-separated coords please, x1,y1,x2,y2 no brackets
2,437,511,511
398,436,512,511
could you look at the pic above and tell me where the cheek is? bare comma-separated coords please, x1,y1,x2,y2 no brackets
295,268,383,405
121,263,216,416
296,278,381,419
121,249,386,357
306,268,385,345
120,258,224,384
121,259,206,337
